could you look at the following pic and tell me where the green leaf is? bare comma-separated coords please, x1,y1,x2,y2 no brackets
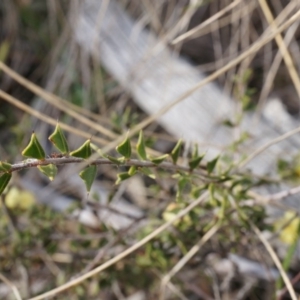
171,139,182,164
150,154,169,165
48,123,69,154
136,131,147,160
79,165,97,192
189,154,205,170
0,162,12,172
0,40,10,62
116,172,131,184
37,164,57,181
128,166,136,176
116,135,131,159
22,132,45,159
70,139,91,158
0,172,11,196
207,155,219,174
140,167,156,179
177,176,189,197
192,144,199,158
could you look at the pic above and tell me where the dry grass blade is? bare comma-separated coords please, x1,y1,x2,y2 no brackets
0,62,116,139
27,192,208,300
239,124,300,169
250,221,297,300
258,0,300,99
110,7,300,152
0,272,22,300
171,0,243,45
256,22,299,115
0,89,108,145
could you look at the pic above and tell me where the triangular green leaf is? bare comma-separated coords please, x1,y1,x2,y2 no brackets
22,132,45,159
116,135,131,159
116,172,131,184
0,162,12,172
150,154,169,165
171,139,182,164
79,165,97,192
207,155,220,174
192,144,199,158
0,172,11,196
136,131,147,160
70,139,91,158
49,123,69,154
189,154,205,170
37,164,57,181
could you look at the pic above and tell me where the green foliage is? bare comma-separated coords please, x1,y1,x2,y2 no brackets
70,139,92,158
48,122,69,154
0,172,11,195
79,165,97,192
207,155,219,174
170,139,182,164
116,172,132,185
22,132,45,159
136,130,147,160
116,134,131,159
37,164,57,181
149,154,169,165
0,125,282,298
0,162,12,173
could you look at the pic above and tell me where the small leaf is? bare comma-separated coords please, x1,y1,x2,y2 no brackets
79,165,97,192
189,154,205,170
37,164,57,181
116,135,131,159
49,123,69,154
0,40,10,62
150,154,169,165
171,139,183,164
70,139,91,158
136,131,147,160
192,144,199,158
116,172,131,184
22,132,45,159
0,162,12,172
140,167,156,179
178,176,189,192
128,166,136,176
207,155,219,174
0,172,11,196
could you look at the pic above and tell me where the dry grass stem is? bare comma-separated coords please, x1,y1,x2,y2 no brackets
250,222,297,300
0,273,22,300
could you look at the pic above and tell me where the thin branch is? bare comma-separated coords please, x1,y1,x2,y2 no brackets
247,184,300,207
3,157,210,180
